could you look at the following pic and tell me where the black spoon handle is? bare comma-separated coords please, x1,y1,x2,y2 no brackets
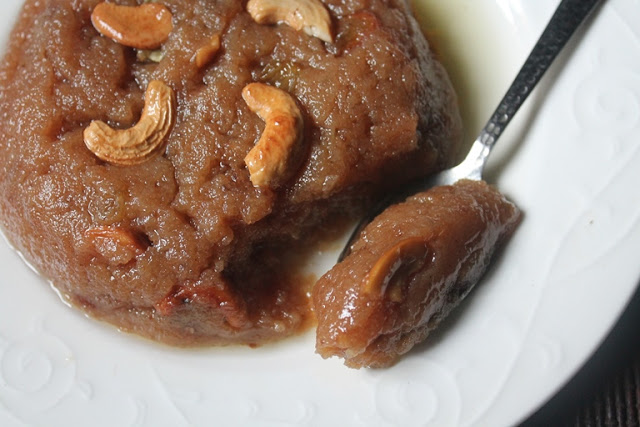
476,0,603,152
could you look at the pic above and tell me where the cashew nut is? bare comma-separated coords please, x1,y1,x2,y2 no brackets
192,34,221,69
137,48,165,63
242,83,305,188
85,226,147,265
247,0,333,43
362,237,431,302
84,80,175,166
91,2,173,50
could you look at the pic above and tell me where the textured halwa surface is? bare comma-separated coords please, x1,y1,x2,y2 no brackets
0,0,462,345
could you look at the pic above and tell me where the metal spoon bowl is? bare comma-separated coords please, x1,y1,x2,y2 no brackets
339,0,603,261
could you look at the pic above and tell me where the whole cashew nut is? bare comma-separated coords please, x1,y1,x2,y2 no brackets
91,2,173,50
363,237,432,302
83,80,175,166
242,83,305,188
247,0,333,43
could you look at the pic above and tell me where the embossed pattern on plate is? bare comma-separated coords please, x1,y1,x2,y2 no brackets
1,0,640,426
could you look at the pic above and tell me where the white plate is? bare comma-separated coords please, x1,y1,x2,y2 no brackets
1,0,640,426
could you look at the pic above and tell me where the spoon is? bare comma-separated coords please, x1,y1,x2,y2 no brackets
339,0,603,261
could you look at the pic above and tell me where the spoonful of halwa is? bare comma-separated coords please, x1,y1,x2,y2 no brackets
313,0,603,368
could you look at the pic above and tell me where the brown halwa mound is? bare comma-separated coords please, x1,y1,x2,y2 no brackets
0,0,462,346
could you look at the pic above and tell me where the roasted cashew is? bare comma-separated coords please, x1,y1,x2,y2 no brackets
85,226,147,265
242,83,305,188
363,237,431,302
247,0,333,43
91,2,173,50
83,80,175,166
192,34,221,69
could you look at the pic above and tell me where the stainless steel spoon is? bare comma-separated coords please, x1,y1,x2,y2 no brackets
339,0,603,261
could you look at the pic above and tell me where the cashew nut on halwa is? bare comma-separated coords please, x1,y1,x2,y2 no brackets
242,83,305,188
192,34,221,69
83,80,175,166
362,237,432,303
247,0,333,43
91,2,174,49
137,48,165,63
84,226,147,266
